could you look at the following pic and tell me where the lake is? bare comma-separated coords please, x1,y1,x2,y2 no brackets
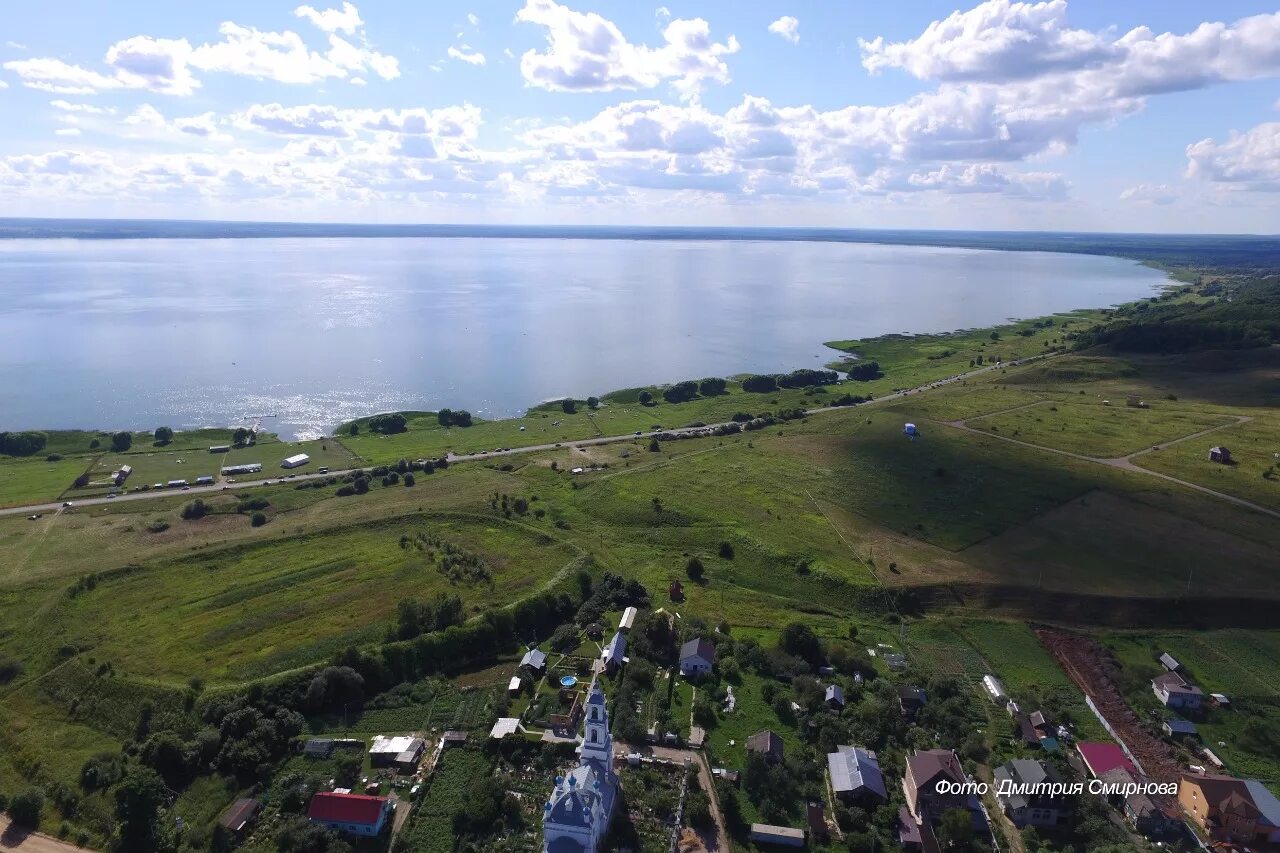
0,236,1167,439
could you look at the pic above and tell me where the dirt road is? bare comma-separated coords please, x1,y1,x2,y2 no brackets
0,819,95,853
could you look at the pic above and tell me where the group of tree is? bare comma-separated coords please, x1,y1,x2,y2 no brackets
741,368,838,392
392,593,465,641
662,380,699,403
152,426,174,445
231,427,254,446
436,408,473,427
844,360,883,381
0,431,47,457
368,412,408,434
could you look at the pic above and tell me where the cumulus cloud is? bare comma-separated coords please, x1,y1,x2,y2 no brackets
860,1,1280,96
768,16,800,45
515,0,739,96
1120,183,1178,204
448,45,487,66
294,2,364,35
54,127,82,137
3,5,397,95
1186,123,1280,191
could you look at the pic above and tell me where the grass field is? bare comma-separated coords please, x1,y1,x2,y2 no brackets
966,400,1237,458
1133,413,1280,510
0,456,92,507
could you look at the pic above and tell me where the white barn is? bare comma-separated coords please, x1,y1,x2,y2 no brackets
281,453,311,469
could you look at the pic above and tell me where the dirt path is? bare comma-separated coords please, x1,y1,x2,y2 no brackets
942,414,1278,520
0,819,95,853
1035,628,1182,783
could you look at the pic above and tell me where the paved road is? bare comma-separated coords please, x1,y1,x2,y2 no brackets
0,819,94,853
943,411,1277,519
0,355,1046,519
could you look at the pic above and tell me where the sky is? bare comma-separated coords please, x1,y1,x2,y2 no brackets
2,1,1279,232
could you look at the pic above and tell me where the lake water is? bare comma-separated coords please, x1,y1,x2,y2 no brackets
0,237,1167,439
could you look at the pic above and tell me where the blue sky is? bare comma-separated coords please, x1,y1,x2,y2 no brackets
2,1,1278,231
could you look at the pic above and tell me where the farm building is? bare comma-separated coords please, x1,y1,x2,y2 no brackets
618,606,637,630
1209,446,1232,463
1159,652,1183,672
281,453,311,468
827,745,886,805
678,638,716,679
113,464,133,486
825,684,845,709
307,792,391,837
209,445,231,453
195,475,214,486
220,462,262,475
218,798,260,835
441,731,468,747
746,730,785,765
749,824,805,847
368,735,424,771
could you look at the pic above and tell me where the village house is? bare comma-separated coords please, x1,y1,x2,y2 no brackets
1208,446,1232,464
1097,768,1179,839
1179,774,1280,848
307,792,392,837
827,745,887,806
825,684,845,710
1152,671,1204,712
993,759,1072,829
678,637,715,679
521,647,549,675
368,735,425,772
746,730,785,765
903,748,968,823
1076,741,1138,778
898,685,927,720
217,798,260,838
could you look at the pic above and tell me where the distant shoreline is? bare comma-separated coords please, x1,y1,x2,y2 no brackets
1,218,1278,267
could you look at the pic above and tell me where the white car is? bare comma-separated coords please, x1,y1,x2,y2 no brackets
62,501,74,508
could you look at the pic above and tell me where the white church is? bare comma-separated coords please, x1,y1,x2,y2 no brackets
542,680,621,853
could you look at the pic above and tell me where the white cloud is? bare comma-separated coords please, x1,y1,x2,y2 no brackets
1120,183,1178,204
860,1,1280,97
51,99,114,115
5,41,26,51
54,127,82,137
1186,123,1280,191
467,12,480,27
515,0,739,96
294,2,364,35
768,16,800,45
0,80,7,89
4,7,397,95
448,45,487,66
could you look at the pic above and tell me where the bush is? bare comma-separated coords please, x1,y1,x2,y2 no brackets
250,511,267,527
561,399,576,414
438,409,473,427
718,541,734,559
335,485,356,497
845,361,883,381
146,520,169,533
741,374,778,393
180,499,207,520
403,473,415,487
698,377,727,396
0,656,24,683
587,396,600,409
368,413,407,434
7,787,45,828
686,557,705,582
662,381,699,403
353,477,369,494
648,438,660,453
45,453,63,462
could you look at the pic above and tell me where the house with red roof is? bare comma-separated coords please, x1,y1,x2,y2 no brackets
307,791,393,837
1075,742,1138,779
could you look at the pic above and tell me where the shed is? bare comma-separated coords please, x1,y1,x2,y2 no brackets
1159,653,1183,672
1163,719,1198,738
281,453,311,469
508,676,522,696
1210,693,1231,708
520,647,548,673
746,730,785,765
1208,446,1232,464
602,631,627,673
825,684,845,709
441,730,468,746
618,606,637,631
749,824,805,848
490,718,521,739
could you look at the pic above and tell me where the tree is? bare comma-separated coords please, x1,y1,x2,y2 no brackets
938,808,974,848
181,499,207,520
7,788,44,828
251,511,267,527
0,431,48,457
110,431,133,453
368,413,407,434
153,426,174,445
662,381,699,403
232,427,251,445
780,622,823,665
718,541,735,559
453,410,473,427
698,377,727,396
686,557,705,582
845,361,883,381
114,767,166,850
561,398,577,414
403,473,415,487
741,374,778,393
638,390,654,405
347,423,360,436
587,396,600,409
648,438,660,452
